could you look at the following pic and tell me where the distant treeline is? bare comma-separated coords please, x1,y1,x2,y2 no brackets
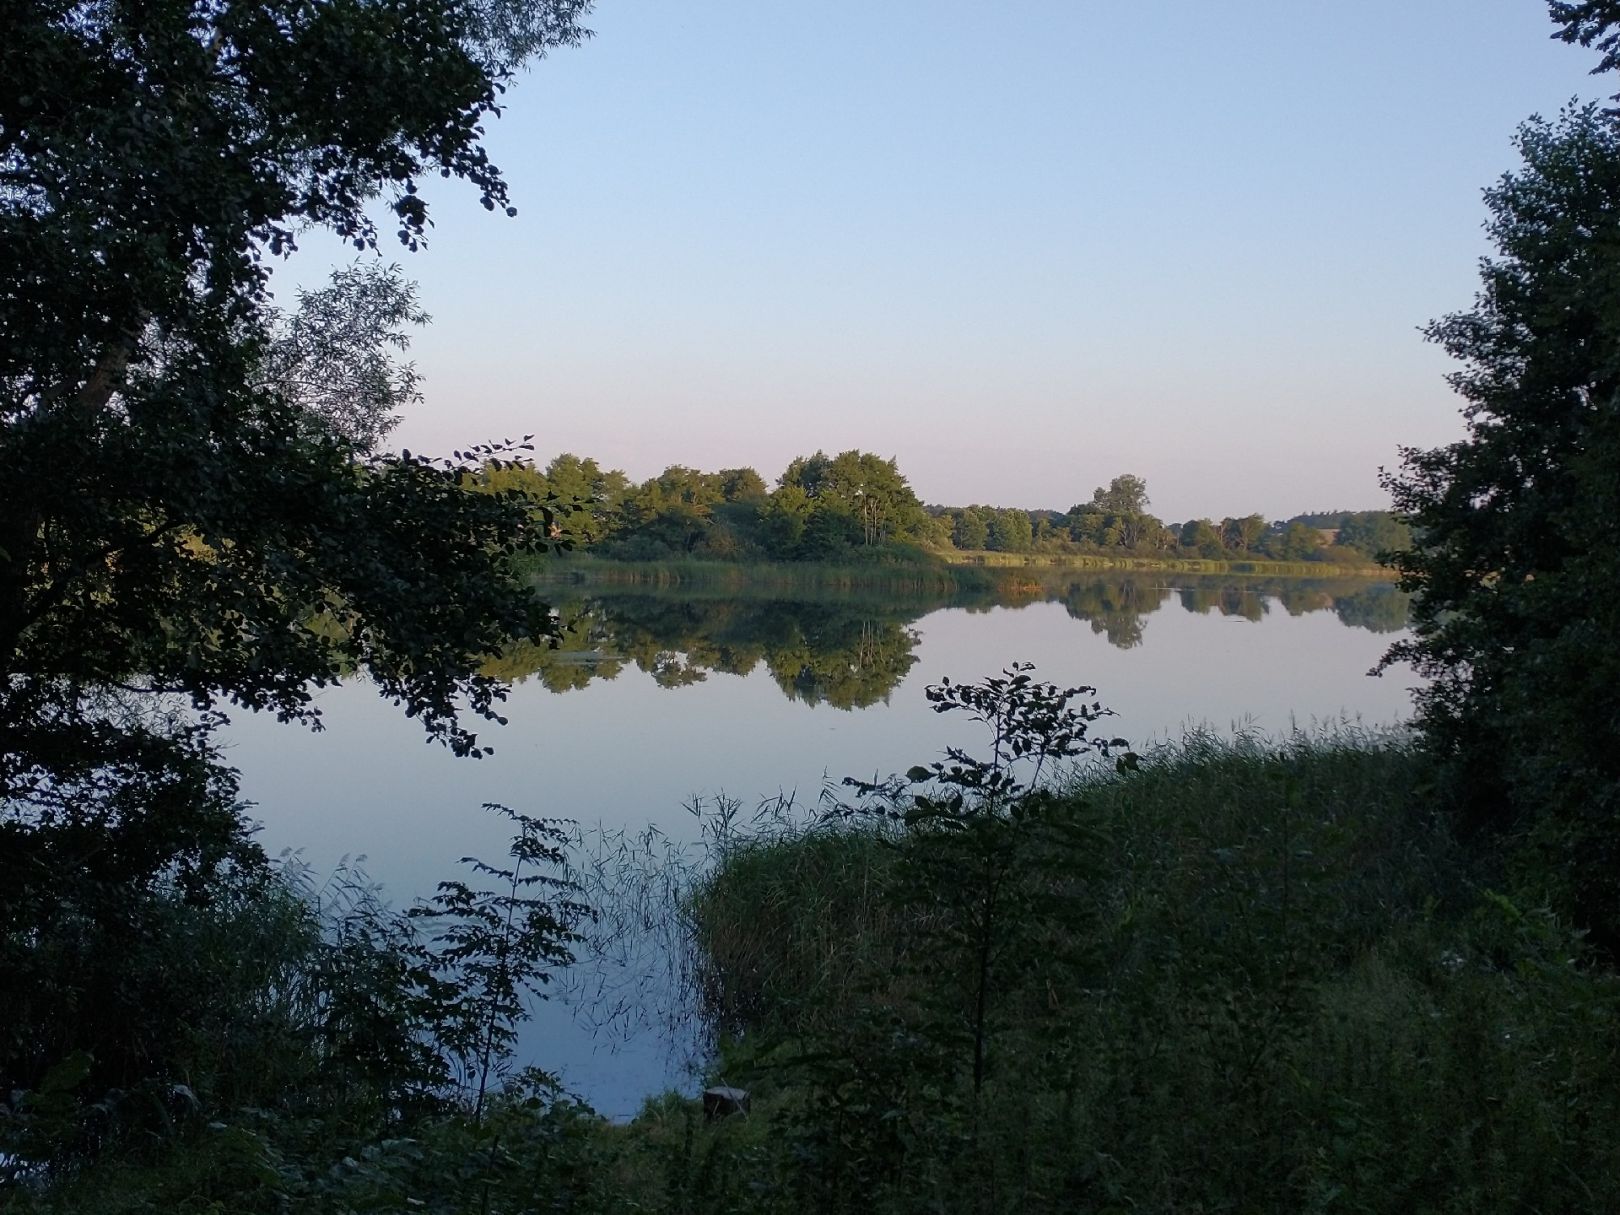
483,451,1409,567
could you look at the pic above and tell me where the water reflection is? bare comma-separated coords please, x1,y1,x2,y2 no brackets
226,575,1416,1117
490,574,1409,709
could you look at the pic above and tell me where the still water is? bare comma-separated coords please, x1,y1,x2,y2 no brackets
222,573,1419,1116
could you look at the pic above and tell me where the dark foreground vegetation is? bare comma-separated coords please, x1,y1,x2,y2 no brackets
9,695,1620,1213
678,723,1620,1213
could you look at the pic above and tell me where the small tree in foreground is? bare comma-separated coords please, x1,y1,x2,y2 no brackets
871,666,1132,1103
410,805,592,1119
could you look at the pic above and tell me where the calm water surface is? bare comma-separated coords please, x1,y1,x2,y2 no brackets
222,575,1419,1116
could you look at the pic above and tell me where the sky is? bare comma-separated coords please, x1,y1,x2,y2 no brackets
284,1,1609,522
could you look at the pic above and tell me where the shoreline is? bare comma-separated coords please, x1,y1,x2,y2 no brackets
530,552,1398,590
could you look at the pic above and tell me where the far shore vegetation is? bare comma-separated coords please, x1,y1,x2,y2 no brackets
484,452,1408,574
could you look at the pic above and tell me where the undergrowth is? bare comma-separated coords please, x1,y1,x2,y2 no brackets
656,721,1620,1214
10,687,1620,1213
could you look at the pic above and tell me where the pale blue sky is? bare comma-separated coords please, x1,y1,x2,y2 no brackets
286,1,1607,521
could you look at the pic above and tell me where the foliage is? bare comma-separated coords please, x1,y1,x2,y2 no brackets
1221,511,1270,552
1,0,593,738
950,504,991,550
838,667,1132,1104
1180,516,1227,558
685,667,1137,1207
497,448,1395,569
775,449,930,554
1,0,599,1197
1382,101,1620,950
1089,472,1151,516
15,711,1620,1214
1552,0,1620,79
0,704,293,1160
1334,509,1412,559
479,452,628,545
409,804,592,1118
261,260,429,452
674,728,1620,1215
1268,518,1325,561
0,1,607,872
984,506,1034,553
1,802,592,1207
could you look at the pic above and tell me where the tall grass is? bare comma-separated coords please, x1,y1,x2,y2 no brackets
687,729,1447,1038
686,827,905,1040
950,549,1389,576
653,728,1620,1214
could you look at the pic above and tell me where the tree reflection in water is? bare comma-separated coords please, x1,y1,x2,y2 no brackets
484,575,1410,707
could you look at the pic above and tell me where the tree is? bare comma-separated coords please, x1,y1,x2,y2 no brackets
1382,99,1620,948
986,508,1033,553
1268,521,1323,562
261,261,430,452
1072,475,1161,550
617,465,721,554
1091,473,1151,517
1180,518,1226,559
0,0,595,1138
715,466,768,502
1335,511,1411,561
1,0,594,755
1552,1,1620,76
474,452,627,545
757,482,811,557
951,507,991,551
1220,514,1268,553
1064,503,1109,547
776,450,926,551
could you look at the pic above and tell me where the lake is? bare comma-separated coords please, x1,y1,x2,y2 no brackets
221,571,1419,1117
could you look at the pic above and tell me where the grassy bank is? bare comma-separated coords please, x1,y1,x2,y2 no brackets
945,548,1392,577
527,555,1400,622
529,553,1003,597
530,550,1393,593
631,730,1620,1214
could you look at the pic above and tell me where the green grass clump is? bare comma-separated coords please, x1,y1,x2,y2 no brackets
688,828,906,1040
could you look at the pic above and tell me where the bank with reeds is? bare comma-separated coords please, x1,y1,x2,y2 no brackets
943,548,1391,577
531,549,1392,594
643,729,1620,1214
527,551,1003,596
